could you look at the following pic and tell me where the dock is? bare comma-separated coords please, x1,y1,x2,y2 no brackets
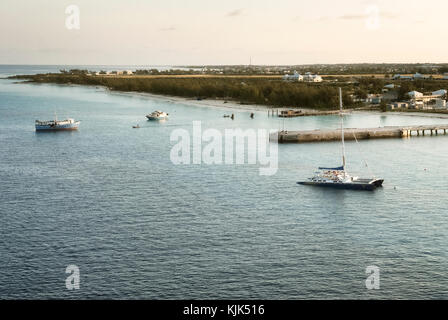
268,109,341,117
273,125,448,143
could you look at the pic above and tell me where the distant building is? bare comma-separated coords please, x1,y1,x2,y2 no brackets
409,101,425,109
434,99,447,109
311,75,323,82
388,102,409,110
303,72,323,82
413,72,425,79
367,94,382,104
393,74,413,80
394,72,429,80
408,90,447,109
432,89,447,97
382,91,398,101
283,71,303,82
407,91,424,98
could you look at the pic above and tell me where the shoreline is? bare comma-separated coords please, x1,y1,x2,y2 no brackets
8,78,448,119
10,78,325,114
111,89,275,113
84,87,448,119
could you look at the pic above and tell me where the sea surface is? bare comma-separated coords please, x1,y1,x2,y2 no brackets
1,65,448,299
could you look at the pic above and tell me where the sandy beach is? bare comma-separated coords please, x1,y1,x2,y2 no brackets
108,88,325,114
112,89,448,120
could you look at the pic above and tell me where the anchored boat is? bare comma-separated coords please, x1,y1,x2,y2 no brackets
35,118,80,131
146,110,168,120
297,88,384,191
297,166,384,191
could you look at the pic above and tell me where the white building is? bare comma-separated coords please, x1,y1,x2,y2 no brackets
367,94,382,104
432,89,447,97
283,71,303,82
311,75,323,82
413,72,425,79
409,101,425,109
407,91,424,98
303,72,323,82
388,102,409,110
434,99,447,109
393,74,413,80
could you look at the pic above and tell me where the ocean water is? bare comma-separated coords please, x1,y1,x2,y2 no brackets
1,66,448,299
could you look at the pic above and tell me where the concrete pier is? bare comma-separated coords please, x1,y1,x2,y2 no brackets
273,125,448,143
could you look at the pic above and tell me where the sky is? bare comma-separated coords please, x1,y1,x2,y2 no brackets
0,0,447,65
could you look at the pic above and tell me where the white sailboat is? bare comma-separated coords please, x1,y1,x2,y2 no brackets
297,88,384,191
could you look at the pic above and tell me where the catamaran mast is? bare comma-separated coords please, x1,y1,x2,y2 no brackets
339,87,346,172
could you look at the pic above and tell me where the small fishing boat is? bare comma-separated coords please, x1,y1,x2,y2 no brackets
297,88,384,191
146,111,168,120
35,118,80,131
132,124,140,128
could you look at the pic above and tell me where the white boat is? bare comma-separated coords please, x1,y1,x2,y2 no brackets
146,110,168,120
35,118,80,131
297,88,384,191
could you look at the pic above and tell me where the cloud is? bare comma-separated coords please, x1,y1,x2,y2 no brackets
159,26,176,32
381,12,398,19
226,9,244,17
338,14,366,20
335,11,397,21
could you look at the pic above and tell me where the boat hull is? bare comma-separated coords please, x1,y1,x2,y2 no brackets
146,116,167,121
297,179,383,191
35,122,80,131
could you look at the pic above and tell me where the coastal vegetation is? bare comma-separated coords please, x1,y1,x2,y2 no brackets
13,73,355,110
11,69,448,111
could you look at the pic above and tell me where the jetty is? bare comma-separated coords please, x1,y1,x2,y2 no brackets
273,124,448,143
268,109,341,117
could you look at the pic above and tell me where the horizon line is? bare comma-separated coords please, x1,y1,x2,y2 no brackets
1,62,448,67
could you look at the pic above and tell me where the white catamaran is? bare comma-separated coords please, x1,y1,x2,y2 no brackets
297,88,384,191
